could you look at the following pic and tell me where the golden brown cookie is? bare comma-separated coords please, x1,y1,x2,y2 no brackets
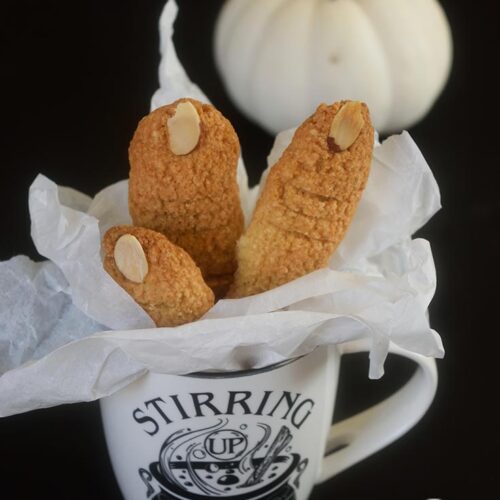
102,225,214,327
128,98,244,297
228,101,374,298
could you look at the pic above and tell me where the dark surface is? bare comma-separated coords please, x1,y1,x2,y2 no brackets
0,0,497,499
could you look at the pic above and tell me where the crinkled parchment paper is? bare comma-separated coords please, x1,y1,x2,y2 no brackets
0,1,443,417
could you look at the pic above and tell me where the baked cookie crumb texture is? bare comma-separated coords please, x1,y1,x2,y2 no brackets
228,101,374,298
102,225,214,327
128,98,244,298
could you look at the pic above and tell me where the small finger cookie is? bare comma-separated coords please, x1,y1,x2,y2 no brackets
102,225,214,327
228,101,374,298
128,98,244,297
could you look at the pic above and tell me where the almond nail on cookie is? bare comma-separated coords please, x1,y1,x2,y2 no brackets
128,98,244,298
228,101,374,298
102,225,214,327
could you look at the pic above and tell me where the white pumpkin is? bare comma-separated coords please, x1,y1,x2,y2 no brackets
214,0,453,134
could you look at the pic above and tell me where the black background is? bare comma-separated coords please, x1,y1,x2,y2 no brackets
0,1,498,499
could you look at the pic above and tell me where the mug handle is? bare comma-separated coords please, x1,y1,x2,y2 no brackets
317,338,438,483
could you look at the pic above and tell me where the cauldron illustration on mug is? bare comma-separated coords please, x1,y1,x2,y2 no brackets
101,340,437,499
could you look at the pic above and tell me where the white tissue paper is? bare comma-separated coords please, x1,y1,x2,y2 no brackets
0,0,443,417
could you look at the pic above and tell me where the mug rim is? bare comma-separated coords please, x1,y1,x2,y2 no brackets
184,353,307,379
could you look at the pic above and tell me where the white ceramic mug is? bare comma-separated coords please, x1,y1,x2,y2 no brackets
101,339,437,500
